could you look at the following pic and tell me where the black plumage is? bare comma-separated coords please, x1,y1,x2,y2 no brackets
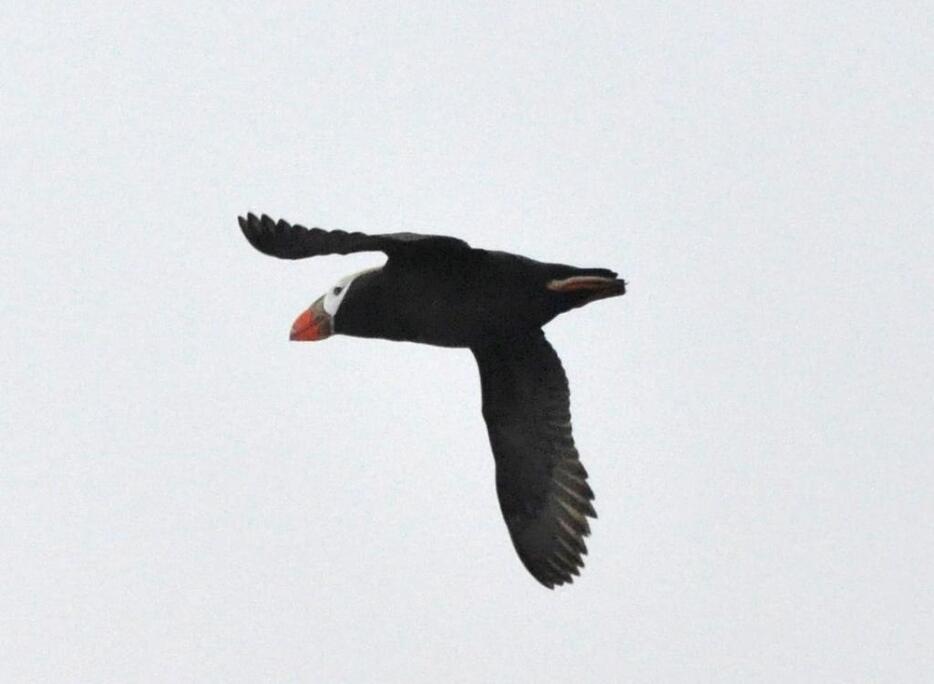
239,213,626,588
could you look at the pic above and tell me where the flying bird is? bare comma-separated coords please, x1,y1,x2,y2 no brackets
239,213,626,588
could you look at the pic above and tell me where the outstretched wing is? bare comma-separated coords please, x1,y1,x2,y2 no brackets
472,331,597,588
238,213,469,260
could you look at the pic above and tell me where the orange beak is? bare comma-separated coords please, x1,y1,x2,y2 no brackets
290,296,332,341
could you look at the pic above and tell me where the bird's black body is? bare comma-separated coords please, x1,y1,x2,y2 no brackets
239,213,625,588
337,248,617,347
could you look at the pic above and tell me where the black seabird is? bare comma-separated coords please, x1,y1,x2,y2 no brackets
239,213,626,588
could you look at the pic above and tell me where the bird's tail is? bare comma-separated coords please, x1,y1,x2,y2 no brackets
546,268,626,308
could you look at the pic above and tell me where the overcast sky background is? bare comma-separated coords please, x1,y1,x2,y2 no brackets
2,2,932,682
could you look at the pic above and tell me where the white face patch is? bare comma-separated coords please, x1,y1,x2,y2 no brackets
322,267,380,317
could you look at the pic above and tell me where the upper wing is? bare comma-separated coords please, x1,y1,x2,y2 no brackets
238,213,469,260
471,331,597,588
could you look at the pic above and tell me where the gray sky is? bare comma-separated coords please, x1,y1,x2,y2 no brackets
2,2,932,681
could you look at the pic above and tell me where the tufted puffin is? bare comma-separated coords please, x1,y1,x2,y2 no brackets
239,213,626,588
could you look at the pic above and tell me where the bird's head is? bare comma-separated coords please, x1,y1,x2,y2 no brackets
289,268,378,341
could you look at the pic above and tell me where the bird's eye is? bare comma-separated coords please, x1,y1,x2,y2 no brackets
332,286,343,295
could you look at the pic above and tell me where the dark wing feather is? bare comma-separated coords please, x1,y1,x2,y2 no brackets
238,213,469,260
472,331,597,588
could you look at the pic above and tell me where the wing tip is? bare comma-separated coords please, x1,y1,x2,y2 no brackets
535,485,597,588
238,211,262,233
238,212,302,257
